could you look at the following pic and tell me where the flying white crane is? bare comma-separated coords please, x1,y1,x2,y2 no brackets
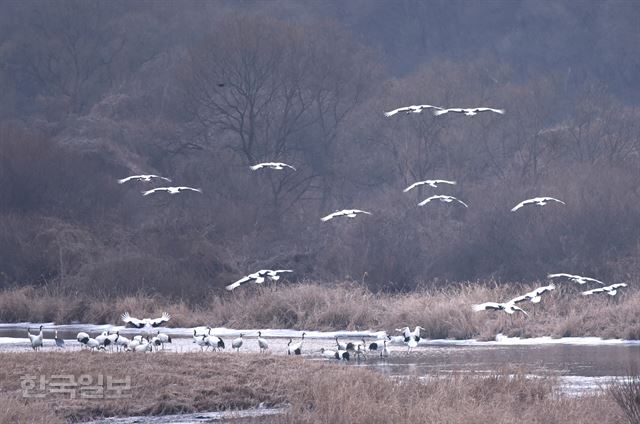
250,162,296,171
121,312,171,330
321,209,372,222
418,195,468,208
384,104,443,117
582,283,628,296
118,175,171,184
403,179,456,192
434,107,505,116
142,187,202,196
27,325,43,351
257,331,269,353
510,284,556,304
225,269,293,291
511,197,565,212
547,273,605,285
225,274,259,291
472,302,529,316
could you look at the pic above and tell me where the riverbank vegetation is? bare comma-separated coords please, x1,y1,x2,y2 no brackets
0,352,626,424
1,281,639,340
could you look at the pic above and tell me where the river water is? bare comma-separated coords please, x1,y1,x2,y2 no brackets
4,323,640,399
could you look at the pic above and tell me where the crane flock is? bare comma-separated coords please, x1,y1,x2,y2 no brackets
19,101,631,362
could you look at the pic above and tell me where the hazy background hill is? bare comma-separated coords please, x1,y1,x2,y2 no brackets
1,0,639,297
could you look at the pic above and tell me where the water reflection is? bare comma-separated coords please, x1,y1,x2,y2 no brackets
2,323,640,396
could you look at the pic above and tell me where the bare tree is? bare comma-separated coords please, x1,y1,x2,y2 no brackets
182,15,376,217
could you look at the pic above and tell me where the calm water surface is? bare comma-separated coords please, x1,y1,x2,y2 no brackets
3,323,640,399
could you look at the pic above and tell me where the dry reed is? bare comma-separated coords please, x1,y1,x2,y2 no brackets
1,281,639,339
0,352,625,424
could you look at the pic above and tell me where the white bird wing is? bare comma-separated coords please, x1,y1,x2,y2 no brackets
436,108,466,116
118,176,139,184
123,175,171,184
415,104,443,111
419,195,466,207
176,186,202,193
121,312,145,328
403,181,427,192
508,304,529,316
321,211,342,221
149,312,171,327
582,288,605,295
535,284,556,295
351,209,372,216
609,283,627,290
142,187,168,196
581,276,605,285
547,273,577,280
543,197,565,205
472,302,502,311
430,179,456,187
475,108,505,114
453,197,469,208
511,199,535,212
280,163,297,171
418,196,438,206
384,106,413,117
225,275,256,291
508,294,530,304
270,269,293,276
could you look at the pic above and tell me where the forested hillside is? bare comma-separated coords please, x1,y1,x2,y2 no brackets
1,0,639,297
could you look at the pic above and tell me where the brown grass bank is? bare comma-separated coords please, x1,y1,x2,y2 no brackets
0,352,625,424
1,281,639,339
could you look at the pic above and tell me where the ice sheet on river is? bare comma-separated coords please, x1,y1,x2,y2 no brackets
2,322,640,345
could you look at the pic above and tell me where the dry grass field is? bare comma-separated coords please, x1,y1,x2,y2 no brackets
0,352,628,424
1,281,639,340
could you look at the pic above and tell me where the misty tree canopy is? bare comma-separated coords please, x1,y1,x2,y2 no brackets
0,0,639,297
